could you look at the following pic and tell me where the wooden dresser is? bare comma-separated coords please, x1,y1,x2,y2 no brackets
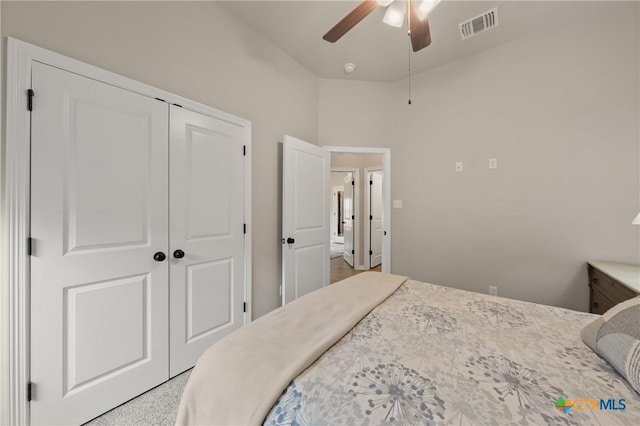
587,261,640,314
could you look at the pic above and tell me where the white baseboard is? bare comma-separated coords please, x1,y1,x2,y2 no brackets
357,265,367,271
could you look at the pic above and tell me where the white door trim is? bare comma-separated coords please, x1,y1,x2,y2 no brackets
2,37,252,426
331,167,359,270
364,167,383,270
324,147,391,274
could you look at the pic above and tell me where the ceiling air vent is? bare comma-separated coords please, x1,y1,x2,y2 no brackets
459,7,499,40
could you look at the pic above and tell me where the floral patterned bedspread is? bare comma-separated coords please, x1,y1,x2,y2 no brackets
264,280,640,425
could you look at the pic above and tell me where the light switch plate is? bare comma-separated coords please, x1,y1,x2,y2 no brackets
455,162,463,172
489,158,498,169
393,200,403,209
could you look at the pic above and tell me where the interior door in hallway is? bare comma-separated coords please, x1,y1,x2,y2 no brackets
343,174,355,267
30,62,169,425
282,135,330,304
369,171,383,268
169,105,247,377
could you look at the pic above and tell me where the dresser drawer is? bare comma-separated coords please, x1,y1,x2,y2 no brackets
590,287,615,315
587,262,640,314
590,268,637,305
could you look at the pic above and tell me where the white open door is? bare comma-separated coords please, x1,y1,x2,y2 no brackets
370,171,383,268
282,135,330,304
168,105,246,377
343,174,355,267
30,62,169,425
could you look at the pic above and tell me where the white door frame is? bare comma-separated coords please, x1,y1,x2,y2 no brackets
325,146,391,274
364,167,383,270
1,37,253,426
331,167,359,269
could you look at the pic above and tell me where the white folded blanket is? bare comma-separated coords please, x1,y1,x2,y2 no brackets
175,271,408,426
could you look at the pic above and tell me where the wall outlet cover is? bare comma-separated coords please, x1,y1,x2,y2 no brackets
455,162,463,172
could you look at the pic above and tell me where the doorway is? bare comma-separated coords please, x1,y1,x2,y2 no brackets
331,183,345,245
328,149,389,283
330,168,358,278
281,140,390,301
330,171,351,258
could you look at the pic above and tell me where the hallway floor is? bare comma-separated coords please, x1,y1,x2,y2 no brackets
330,257,382,284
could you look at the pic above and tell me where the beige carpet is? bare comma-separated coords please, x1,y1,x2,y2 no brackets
83,370,191,425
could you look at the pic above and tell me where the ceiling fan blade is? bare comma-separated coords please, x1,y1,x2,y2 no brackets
409,0,432,52
323,0,380,43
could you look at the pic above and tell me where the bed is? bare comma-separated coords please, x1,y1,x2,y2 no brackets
176,272,640,425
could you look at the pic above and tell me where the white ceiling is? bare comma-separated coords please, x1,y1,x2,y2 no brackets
220,0,586,82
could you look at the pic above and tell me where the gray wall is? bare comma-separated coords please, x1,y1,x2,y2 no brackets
331,171,350,188
319,2,640,311
2,1,638,318
0,1,319,319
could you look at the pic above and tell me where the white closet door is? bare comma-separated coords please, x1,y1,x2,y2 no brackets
343,174,355,267
169,106,246,376
30,62,169,425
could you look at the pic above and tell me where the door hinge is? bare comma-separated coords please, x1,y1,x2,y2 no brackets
351,180,354,186
243,145,246,156
352,249,355,255
370,250,373,256
243,302,247,313
27,237,33,256
154,97,166,103
27,382,33,401
172,103,183,108
243,223,247,234
27,89,34,111
370,180,373,185
352,215,355,220
370,215,373,221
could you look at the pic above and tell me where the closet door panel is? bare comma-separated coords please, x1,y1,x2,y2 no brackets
169,106,245,376
186,129,233,238
30,62,169,425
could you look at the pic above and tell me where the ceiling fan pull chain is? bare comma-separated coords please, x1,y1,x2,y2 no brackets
407,1,412,105
408,30,412,105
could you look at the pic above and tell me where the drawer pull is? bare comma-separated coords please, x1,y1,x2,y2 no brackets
593,302,599,309
593,278,599,285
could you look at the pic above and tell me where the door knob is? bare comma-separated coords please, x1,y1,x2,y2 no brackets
173,249,185,259
153,252,166,262
287,237,295,244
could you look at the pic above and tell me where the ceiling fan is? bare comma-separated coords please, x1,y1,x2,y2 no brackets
323,0,441,52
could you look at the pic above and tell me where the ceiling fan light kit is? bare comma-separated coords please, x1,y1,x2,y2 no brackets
417,0,441,20
383,1,406,28
323,0,436,53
